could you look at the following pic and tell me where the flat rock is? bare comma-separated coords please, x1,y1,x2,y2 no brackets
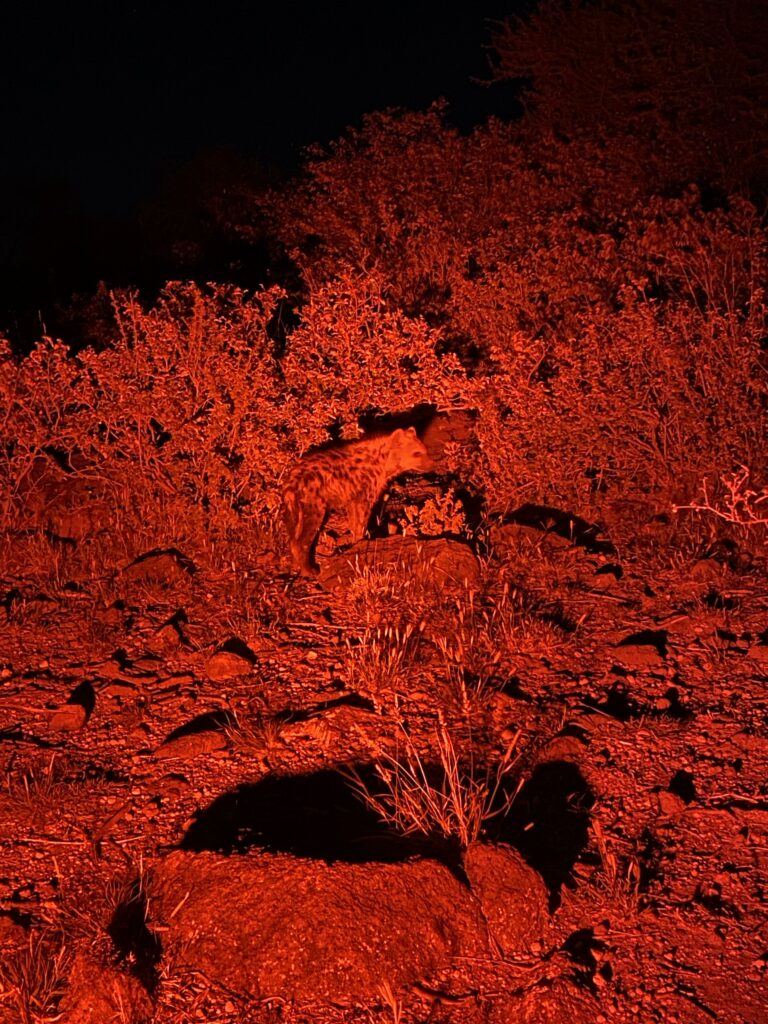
747,643,768,665
613,630,667,669
463,842,548,955
146,622,183,652
148,849,489,1003
614,643,665,668
49,704,88,731
153,730,227,759
58,951,153,1024
121,550,194,584
322,536,480,590
205,649,253,680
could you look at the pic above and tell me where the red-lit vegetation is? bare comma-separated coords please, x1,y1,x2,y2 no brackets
3,176,765,553
1,2,767,1022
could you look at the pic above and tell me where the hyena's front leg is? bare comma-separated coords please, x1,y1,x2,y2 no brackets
347,500,371,543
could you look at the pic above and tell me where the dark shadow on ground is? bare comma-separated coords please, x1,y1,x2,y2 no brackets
163,709,235,743
504,503,615,555
180,766,464,878
495,760,594,910
108,878,162,993
181,759,594,903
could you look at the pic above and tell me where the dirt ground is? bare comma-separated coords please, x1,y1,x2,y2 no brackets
1,508,767,1023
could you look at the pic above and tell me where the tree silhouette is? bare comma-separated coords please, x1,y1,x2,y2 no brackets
490,0,768,197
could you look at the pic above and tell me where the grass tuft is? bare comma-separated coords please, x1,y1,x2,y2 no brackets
0,930,72,1024
346,718,522,849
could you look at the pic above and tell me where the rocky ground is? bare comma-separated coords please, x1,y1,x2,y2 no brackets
0,506,767,1024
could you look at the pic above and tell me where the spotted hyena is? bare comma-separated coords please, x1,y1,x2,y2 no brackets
282,426,433,575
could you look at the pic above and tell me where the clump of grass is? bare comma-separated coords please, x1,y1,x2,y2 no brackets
485,581,577,662
6,754,62,809
432,580,576,709
502,610,573,660
433,585,505,714
342,622,423,708
226,704,283,754
0,930,72,1024
369,980,404,1024
347,718,522,849
59,866,145,953
344,556,442,633
220,568,292,638
591,815,642,910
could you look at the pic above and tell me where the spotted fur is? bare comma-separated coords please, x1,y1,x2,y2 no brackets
282,426,432,575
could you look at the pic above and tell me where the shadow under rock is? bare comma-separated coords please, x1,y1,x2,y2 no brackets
496,760,594,910
504,503,615,555
180,759,594,904
163,709,235,743
180,766,465,876
108,877,162,993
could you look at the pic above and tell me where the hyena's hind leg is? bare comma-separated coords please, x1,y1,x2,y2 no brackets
284,492,326,576
296,504,325,576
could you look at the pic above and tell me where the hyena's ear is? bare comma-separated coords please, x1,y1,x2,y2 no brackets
392,426,416,445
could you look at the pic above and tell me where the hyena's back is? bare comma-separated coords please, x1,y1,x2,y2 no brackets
282,426,432,575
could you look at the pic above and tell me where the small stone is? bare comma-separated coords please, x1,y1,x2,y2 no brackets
747,644,768,664
657,791,686,816
154,731,228,759
102,681,138,698
614,630,666,669
538,734,586,763
148,623,182,651
49,704,88,731
205,650,253,680
689,557,723,582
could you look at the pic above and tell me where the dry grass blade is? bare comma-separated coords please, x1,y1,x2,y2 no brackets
370,979,404,1024
0,931,72,1024
342,621,422,707
6,753,61,808
345,720,521,849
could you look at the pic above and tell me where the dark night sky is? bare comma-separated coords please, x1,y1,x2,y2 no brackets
2,1,527,214
0,1,529,341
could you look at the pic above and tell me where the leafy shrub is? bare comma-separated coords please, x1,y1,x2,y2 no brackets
0,275,466,555
269,107,766,518
3,3,766,554
1,283,288,546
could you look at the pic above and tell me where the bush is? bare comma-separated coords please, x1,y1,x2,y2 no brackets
270,108,767,517
1,283,288,546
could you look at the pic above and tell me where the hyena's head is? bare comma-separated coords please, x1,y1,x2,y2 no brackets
386,426,433,475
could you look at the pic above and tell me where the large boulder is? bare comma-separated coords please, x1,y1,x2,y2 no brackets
148,848,489,1004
